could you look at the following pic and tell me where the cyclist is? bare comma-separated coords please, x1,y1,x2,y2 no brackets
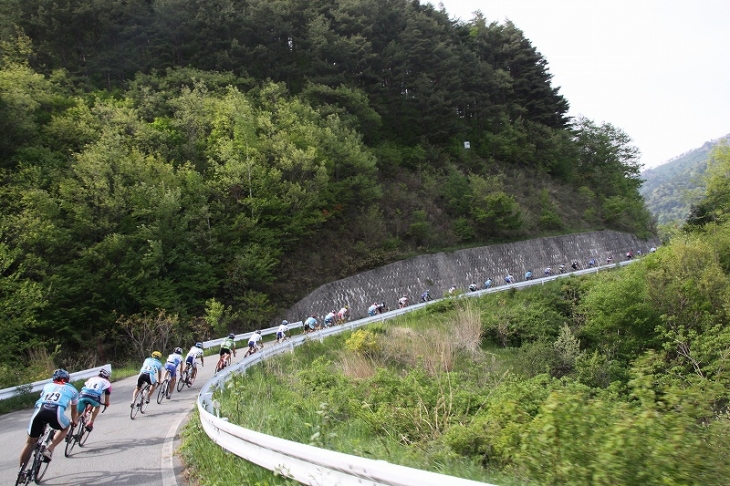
245,330,263,356
337,306,349,324
420,290,432,302
626,251,634,260
76,367,112,432
505,273,514,284
131,351,163,407
367,303,378,316
324,310,336,327
606,255,613,264
276,320,290,343
304,315,318,332
398,295,409,308
588,258,596,268
559,264,566,274
524,270,533,281
468,283,478,292
219,333,237,368
163,347,184,399
375,302,388,314
484,278,493,289
571,260,579,271
184,342,205,383
20,369,79,465
544,267,553,276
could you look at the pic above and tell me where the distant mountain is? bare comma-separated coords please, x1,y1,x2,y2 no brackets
640,135,730,224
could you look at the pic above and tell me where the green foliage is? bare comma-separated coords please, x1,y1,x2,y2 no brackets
344,329,379,357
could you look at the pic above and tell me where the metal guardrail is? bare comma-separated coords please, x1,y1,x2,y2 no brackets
196,260,636,485
0,365,112,401
198,325,494,486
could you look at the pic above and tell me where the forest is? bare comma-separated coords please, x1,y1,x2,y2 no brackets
0,0,653,382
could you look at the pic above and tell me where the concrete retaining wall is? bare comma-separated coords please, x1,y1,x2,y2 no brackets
282,230,657,322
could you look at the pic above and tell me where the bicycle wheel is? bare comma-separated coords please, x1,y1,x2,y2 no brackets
130,393,140,419
15,446,34,485
156,379,168,404
140,386,150,413
64,421,79,457
34,430,53,483
78,421,92,446
176,369,187,392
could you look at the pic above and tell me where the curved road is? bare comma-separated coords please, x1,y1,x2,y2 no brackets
0,356,230,486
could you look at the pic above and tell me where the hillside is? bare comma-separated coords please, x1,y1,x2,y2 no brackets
640,134,729,224
0,0,654,374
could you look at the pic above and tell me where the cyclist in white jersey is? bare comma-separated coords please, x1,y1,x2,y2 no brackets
185,342,205,381
76,367,112,431
163,347,184,399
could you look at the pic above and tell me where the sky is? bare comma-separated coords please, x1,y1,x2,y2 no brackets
433,0,730,169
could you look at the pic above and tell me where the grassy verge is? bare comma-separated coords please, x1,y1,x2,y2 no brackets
179,413,299,486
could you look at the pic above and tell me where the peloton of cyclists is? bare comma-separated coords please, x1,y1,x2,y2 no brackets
76,367,112,432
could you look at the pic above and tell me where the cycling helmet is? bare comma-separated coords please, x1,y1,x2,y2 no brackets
152,351,162,359
174,346,183,354
228,333,235,339
282,320,289,325
255,330,262,335
98,367,111,379
52,369,70,383
195,342,203,348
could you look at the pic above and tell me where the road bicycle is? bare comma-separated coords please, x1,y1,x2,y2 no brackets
130,382,151,419
156,376,172,404
243,343,263,358
16,424,54,485
65,402,106,456
215,352,233,372
176,362,198,391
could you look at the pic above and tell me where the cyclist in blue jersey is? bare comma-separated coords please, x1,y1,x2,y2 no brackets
19,369,79,465
76,367,112,431
131,351,163,407
163,347,184,399
524,270,533,281
484,278,493,289
304,315,318,332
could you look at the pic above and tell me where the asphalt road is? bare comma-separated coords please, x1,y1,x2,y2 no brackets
0,354,231,486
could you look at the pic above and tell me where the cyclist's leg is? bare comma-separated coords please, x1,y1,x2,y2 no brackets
45,407,71,456
20,407,44,467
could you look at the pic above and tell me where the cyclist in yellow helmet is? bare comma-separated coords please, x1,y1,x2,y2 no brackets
130,351,163,407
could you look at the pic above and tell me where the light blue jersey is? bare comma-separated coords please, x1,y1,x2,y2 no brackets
140,357,162,383
36,382,79,411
